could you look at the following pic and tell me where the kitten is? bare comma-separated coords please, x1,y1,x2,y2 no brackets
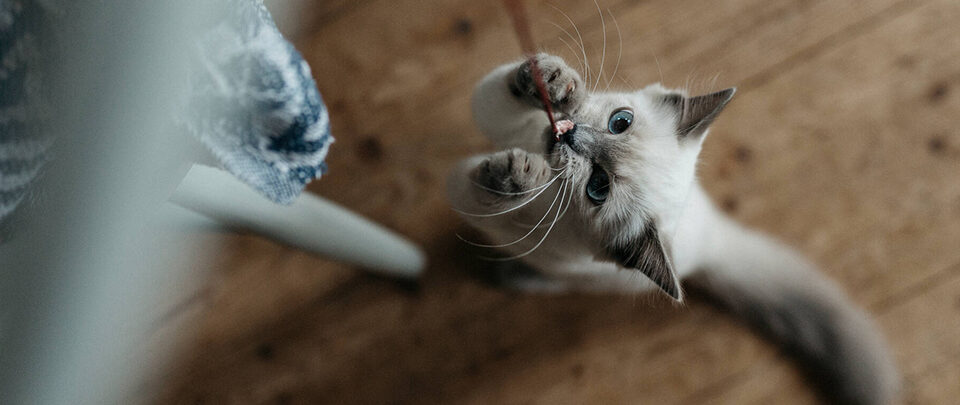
447,54,899,405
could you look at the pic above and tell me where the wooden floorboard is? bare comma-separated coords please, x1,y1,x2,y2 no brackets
153,0,960,403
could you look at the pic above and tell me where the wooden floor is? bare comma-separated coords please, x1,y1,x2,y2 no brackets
155,0,960,403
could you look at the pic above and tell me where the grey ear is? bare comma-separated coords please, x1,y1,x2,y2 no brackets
607,224,682,301
662,88,736,139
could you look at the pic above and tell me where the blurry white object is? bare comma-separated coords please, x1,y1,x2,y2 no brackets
171,164,425,277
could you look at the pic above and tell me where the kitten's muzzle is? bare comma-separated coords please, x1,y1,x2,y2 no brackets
554,120,606,160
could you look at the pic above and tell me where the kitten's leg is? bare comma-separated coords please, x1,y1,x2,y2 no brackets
447,147,564,261
472,54,586,152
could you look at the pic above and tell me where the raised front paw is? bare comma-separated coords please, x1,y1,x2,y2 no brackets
473,148,554,197
511,53,586,113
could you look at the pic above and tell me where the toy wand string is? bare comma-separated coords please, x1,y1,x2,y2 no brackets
501,0,561,140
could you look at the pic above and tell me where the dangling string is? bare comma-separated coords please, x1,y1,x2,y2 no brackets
502,0,561,140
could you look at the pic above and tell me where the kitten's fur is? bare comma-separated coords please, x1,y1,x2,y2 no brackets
448,54,899,404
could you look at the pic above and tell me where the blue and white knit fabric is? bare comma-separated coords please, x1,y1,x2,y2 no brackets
0,0,51,223
183,0,333,205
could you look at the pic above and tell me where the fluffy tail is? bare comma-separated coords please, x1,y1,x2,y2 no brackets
689,219,899,405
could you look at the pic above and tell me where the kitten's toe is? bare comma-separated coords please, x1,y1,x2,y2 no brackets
473,153,509,191
559,81,577,103
507,150,551,189
547,68,560,83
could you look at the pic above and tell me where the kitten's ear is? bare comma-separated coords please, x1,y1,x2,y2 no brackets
662,88,736,139
607,224,682,301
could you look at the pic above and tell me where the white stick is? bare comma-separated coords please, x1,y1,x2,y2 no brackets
170,164,425,278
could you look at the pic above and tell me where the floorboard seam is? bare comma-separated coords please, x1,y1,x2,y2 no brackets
741,0,927,90
871,260,960,314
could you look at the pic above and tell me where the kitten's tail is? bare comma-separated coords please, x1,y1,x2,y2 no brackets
689,218,899,405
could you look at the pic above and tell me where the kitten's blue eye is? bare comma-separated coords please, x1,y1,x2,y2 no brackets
586,166,610,205
607,109,633,134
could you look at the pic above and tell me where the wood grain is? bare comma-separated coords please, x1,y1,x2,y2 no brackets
152,0,960,403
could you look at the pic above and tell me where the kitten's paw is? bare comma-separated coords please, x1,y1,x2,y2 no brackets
512,53,586,113
473,148,553,197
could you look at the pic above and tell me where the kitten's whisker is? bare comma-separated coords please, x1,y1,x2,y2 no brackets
513,156,570,227
654,53,665,85
522,177,574,228
546,20,586,77
469,178,548,195
555,178,575,220
553,148,573,176
459,181,566,248
709,71,721,90
550,153,568,172
592,0,606,92
453,169,566,217
548,3,591,84
480,174,569,261
556,36,586,79
683,71,695,94
469,167,564,196
605,8,622,91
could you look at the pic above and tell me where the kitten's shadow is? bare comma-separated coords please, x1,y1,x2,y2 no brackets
287,226,701,402
159,225,710,403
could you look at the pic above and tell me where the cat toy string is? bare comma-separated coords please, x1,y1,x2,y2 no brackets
502,0,561,140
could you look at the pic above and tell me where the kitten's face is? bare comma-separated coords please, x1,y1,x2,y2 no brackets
546,84,735,299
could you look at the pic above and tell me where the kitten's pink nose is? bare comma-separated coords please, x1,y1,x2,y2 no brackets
555,119,575,135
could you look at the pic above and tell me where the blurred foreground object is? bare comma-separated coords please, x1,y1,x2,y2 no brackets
171,164,424,278
0,1,422,404
0,0,53,227
174,0,423,276
183,0,334,205
0,1,213,403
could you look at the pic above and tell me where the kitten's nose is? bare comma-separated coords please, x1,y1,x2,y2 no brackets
555,119,576,145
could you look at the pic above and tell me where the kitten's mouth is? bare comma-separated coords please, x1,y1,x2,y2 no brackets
554,120,575,140
547,119,586,157
545,120,581,168
544,124,565,156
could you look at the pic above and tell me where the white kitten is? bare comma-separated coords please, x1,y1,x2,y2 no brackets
448,54,899,405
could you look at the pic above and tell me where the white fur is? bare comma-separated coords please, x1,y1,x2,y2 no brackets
456,60,707,293
448,57,900,404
